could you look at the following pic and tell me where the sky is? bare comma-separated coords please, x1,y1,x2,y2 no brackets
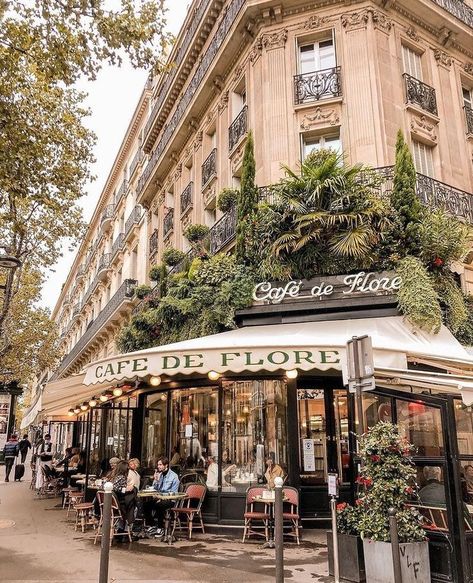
40,2,190,311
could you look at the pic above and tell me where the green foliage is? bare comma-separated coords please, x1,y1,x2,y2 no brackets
455,296,473,345
397,256,442,333
419,208,471,267
162,248,186,267
193,254,240,286
149,263,167,282
217,188,239,212
184,224,210,243
236,131,258,263
134,284,152,300
355,423,425,542
435,274,468,333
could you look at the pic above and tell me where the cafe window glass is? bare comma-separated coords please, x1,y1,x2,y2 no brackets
142,392,168,469
455,400,473,456
362,394,393,429
298,388,326,483
396,400,444,456
222,380,288,493
102,405,133,461
170,387,218,474
334,390,350,483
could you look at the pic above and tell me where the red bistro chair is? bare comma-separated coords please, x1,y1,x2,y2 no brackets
242,486,270,543
94,490,132,545
282,486,301,544
172,483,207,540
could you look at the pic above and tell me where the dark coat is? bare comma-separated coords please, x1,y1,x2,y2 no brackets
3,440,19,458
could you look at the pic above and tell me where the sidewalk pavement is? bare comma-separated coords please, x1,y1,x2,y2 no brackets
0,463,332,583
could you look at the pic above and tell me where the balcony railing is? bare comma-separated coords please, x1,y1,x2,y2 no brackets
229,105,248,152
149,229,159,258
114,179,128,206
111,233,125,259
465,104,473,135
129,149,143,178
294,66,342,105
431,0,473,28
163,208,174,238
403,73,438,116
210,206,237,254
202,148,217,188
52,279,137,378
100,204,115,226
124,205,143,239
97,253,111,273
72,302,81,318
180,182,193,216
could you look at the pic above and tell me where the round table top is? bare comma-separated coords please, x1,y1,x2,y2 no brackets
253,494,287,503
138,490,188,500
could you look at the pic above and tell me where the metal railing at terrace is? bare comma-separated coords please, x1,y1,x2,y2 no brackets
465,104,473,135
149,229,159,258
51,279,137,378
294,66,342,105
114,179,128,206
180,182,193,215
229,105,248,152
124,206,143,239
209,206,237,254
202,148,217,188
100,204,114,226
111,233,125,259
430,0,473,28
129,149,143,179
97,253,111,273
163,208,174,238
403,73,438,116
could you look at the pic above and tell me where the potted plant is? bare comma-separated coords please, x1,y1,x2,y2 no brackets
327,501,365,582
356,422,430,583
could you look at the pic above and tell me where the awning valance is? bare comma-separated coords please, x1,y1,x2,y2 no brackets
83,316,473,386
40,373,91,418
20,393,42,429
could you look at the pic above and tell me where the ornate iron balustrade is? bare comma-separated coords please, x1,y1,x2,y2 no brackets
111,233,125,259
431,0,473,28
114,179,128,206
294,66,342,105
258,185,278,205
72,302,81,318
229,105,248,152
465,104,473,135
129,149,143,178
169,248,197,275
138,0,246,195
52,279,137,378
143,0,214,142
403,73,438,116
97,253,111,272
124,205,143,239
202,148,217,188
163,208,174,238
100,204,114,226
209,207,237,254
180,182,193,215
149,229,159,258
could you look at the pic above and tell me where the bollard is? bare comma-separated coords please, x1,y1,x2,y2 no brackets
99,481,113,583
274,476,284,583
330,498,340,583
388,507,402,583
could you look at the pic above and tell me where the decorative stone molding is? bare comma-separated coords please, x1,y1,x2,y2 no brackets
203,185,217,210
301,15,331,30
341,9,370,31
437,27,456,49
405,26,420,42
410,114,438,145
463,62,473,77
173,163,182,181
434,49,452,69
217,90,229,114
157,191,166,207
371,10,392,33
193,130,203,151
181,213,193,230
300,107,340,130
232,64,244,83
261,28,288,51
231,143,246,174
249,37,263,65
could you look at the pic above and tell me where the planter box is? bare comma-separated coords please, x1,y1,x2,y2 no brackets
363,539,430,583
327,531,366,582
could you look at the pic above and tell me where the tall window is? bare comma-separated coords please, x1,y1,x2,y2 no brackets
463,86,473,110
412,139,434,177
402,45,422,79
299,38,335,74
302,133,341,159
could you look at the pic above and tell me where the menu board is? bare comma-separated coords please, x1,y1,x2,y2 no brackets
0,394,12,451
303,438,316,472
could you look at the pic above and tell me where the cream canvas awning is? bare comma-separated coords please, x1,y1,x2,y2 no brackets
83,316,473,387
39,373,92,418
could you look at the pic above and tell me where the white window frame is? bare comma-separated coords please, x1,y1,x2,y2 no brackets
402,45,422,80
412,140,434,177
298,35,336,75
301,133,342,160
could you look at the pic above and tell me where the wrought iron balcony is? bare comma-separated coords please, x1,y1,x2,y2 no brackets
163,208,174,238
52,279,137,378
97,253,111,273
403,74,438,116
111,233,125,259
465,104,473,135
294,66,342,105
202,148,217,188
431,0,473,28
149,229,159,258
229,106,248,153
180,182,193,216
72,302,81,319
129,148,143,179
100,204,115,227
114,179,128,206
209,207,237,254
124,205,143,240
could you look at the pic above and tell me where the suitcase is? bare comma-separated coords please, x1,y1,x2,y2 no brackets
14,463,25,481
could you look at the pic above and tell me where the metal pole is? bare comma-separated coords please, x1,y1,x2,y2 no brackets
99,482,113,583
388,507,402,583
330,497,340,583
274,476,284,583
352,337,365,439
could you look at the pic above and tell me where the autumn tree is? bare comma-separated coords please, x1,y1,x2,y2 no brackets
0,0,170,370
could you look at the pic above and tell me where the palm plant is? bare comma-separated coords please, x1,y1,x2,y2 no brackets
272,149,391,274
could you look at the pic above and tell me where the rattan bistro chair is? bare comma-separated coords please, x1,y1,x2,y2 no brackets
242,486,270,543
171,483,206,540
282,486,301,544
94,490,132,545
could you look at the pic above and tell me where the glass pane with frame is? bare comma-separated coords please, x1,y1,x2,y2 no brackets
396,400,444,456
334,390,350,483
142,392,168,469
298,388,327,484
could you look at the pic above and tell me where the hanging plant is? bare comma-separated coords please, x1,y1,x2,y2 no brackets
217,188,239,213
184,223,210,243
162,247,186,267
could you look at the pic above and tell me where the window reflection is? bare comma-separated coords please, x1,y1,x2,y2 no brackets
362,394,392,429
454,400,473,455
396,400,444,456
222,380,288,492
142,392,168,469
298,388,326,484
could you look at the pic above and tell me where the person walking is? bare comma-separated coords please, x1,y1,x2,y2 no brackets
18,434,31,464
3,434,19,482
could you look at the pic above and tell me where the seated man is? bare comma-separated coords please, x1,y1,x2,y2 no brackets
419,466,446,506
143,456,180,537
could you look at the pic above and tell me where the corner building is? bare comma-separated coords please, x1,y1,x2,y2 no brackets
24,1,473,581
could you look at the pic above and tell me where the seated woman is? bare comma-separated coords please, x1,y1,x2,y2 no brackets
264,452,285,488
110,460,137,533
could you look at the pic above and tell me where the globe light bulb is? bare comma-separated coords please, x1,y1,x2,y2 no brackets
99,393,109,402
73,406,81,414
286,369,298,379
89,397,98,407
80,402,88,411
208,370,221,381
149,375,162,387
67,409,75,417
113,387,123,397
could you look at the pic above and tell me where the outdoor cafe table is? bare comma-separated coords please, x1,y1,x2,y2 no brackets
137,490,188,544
253,494,287,549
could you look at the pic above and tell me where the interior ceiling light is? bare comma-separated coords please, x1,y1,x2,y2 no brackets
67,409,75,417
73,406,81,414
149,375,162,387
208,370,221,381
89,397,98,407
286,369,298,379
80,402,88,411
113,387,123,397
99,393,109,402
